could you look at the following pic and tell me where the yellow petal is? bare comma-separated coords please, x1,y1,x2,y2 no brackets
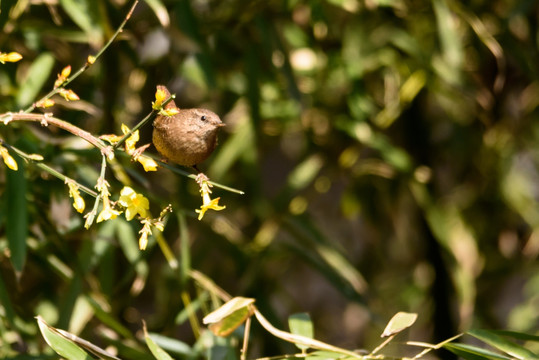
153,88,166,109
61,65,71,78
0,52,23,63
138,155,158,172
36,99,55,108
159,107,179,117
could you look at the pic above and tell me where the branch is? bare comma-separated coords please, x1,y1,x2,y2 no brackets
0,112,113,159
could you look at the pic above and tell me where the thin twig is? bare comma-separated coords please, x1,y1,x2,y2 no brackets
0,140,97,197
113,95,176,149
158,161,245,195
23,0,140,114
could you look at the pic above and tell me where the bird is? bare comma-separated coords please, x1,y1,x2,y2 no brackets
152,85,224,169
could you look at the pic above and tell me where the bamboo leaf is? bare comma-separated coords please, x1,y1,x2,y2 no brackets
143,0,170,27
144,322,175,360
203,297,255,337
381,312,418,337
36,316,93,360
16,52,55,108
468,329,539,360
289,313,314,351
444,342,512,360
59,0,104,45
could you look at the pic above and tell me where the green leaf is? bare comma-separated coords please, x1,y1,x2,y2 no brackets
289,313,314,351
468,329,539,360
202,297,255,337
490,330,539,343
6,156,27,274
144,322,175,360
16,52,55,107
381,312,418,337
444,342,512,360
58,0,104,45
286,154,324,192
146,333,193,356
36,316,93,360
143,0,170,27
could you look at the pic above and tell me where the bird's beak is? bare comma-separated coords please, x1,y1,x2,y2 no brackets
217,123,226,127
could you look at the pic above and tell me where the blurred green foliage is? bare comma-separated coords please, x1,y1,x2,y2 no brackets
0,0,538,358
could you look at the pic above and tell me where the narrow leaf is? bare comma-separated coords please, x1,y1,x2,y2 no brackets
146,333,193,356
143,322,175,360
468,329,539,360
289,313,314,351
381,312,418,337
490,330,539,343
143,0,170,27
16,52,55,107
36,316,93,360
203,297,255,337
203,297,255,325
58,0,104,45
444,342,512,360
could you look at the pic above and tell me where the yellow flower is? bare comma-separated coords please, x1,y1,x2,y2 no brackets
59,88,80,101
61,65,71,78
159,107,179,117
136,154,158,172
196,197,226,220
121,123,139,154
0,52,22,64
195,178,226,220
67,182,85,213
87,55,96,65
152,88,167,110
119,186,149,221
99,134,123,144
138,221,152,250
96,196,121,223
35,99,55,108
0,146,18,171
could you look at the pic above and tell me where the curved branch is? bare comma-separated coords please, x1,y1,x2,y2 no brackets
0,112,113,158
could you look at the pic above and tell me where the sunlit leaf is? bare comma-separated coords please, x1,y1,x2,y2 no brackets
289,313,314,351
203,297,255,337
468,329,539,360
381,312,418,338
444,342,512,360
143,0,170,27
37,316,93,360
144,322,175,360
147,332,194,357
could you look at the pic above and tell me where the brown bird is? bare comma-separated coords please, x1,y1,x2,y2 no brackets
152,85,224,168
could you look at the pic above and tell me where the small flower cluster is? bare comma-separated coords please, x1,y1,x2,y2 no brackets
0,51,22,64
77,175,166,250
152,88,179,116
0,145,18,171
101,124,158,172
35,66,80,109
195,174,226,220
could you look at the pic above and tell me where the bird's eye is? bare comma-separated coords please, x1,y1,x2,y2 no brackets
201,115,207,121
